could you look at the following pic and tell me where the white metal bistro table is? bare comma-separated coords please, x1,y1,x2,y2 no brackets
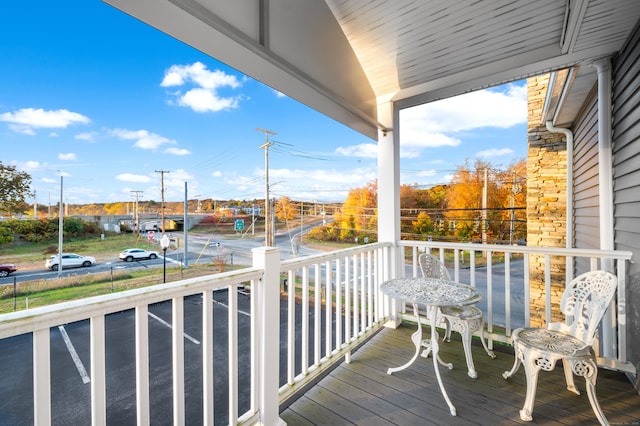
381,276,482,416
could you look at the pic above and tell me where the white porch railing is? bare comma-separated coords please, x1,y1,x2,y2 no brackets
277,242,392,404
0,241,631,425
0,254,266,426
397,240,634,373
0,244,391,426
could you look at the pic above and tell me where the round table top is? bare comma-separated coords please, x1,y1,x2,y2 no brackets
380,276,481,307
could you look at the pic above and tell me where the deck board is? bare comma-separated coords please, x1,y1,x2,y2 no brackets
280,323,640,425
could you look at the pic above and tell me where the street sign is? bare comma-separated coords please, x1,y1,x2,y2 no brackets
235,219,245,231
147,230,155,240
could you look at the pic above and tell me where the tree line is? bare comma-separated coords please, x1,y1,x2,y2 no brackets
307,159,527,244
0,158,527,245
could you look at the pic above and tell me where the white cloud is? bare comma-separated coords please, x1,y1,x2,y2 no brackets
111,128,175,151
270,167,376,186
116,173,151,183
476,148,515,158
164,147,191,156
212,171,222,177
400,82,526,152
161,62,243,113
8,124,36,135
178,88,239,112
58,153,77,161
76,132,97,142
335,143,377,158
0,108,90,134
41,177,56,183
11,160,45,173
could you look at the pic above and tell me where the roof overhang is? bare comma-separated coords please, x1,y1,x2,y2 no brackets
103,0,640,139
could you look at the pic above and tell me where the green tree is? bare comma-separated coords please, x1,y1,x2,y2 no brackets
0,162,32,215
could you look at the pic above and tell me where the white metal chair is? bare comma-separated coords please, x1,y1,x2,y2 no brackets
418,252,495,378
502,270,618,425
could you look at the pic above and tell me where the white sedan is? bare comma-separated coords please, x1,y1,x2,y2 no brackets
45,253,96,271
119,248,159,262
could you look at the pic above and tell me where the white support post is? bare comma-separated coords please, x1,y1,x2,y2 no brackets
135,305,150,426
33,328,51,426
172,297,185,426
202,290,214,426
377,100,402,327
252,247,285,426
90,316,106,426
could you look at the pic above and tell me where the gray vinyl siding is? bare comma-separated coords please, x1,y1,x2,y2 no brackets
572,88,599,274
612,21,640,378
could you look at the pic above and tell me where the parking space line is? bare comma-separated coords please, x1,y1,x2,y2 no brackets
58,325,91,384
147,312,200,344
212,298,251,317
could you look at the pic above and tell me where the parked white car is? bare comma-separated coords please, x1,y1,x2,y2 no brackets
45,253,96,271
119,248,159,262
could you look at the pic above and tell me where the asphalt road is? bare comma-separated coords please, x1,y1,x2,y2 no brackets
0,223,322,286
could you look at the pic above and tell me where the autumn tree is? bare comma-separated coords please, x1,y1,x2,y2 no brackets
333,180,377,241
492,159,527,243
275,196,297,222
104,202,128,215
400,184,418,210
415,184,447,209
412,212,434,237
445,158,526,243
0,162,32,215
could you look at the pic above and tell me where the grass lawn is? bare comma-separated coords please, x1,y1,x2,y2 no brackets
0,232,228,314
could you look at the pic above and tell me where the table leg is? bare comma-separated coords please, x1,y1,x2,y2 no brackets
429,305,457,416
387,303,422,375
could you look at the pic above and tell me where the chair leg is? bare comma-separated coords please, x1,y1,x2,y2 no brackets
519,351,542,422
455,320,478,378
577,359,609,426
502,345,521,380
562,359,579,395
441,316,452,342
477,318,496,359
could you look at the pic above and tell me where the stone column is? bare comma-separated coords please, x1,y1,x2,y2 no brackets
526,75,567,327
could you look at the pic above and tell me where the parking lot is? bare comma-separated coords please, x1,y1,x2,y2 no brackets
0,289,324,425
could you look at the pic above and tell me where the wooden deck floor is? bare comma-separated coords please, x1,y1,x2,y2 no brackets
280,324,640,425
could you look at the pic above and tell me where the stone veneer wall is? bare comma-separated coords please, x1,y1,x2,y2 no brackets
526,75,568,327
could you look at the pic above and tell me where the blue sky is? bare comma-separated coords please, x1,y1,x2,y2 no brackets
2,1,527,206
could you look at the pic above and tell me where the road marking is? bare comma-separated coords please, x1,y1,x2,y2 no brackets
148,312,200,344
162,255,182,265
212,298,251,317
58,325,91,384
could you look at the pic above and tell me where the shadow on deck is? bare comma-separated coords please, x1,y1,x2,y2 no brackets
281,323,640,425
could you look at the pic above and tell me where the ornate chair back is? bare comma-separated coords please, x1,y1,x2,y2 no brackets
548,270,618,345
418,253,451,280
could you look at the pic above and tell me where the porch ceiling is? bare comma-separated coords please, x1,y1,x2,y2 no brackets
103,0,640,139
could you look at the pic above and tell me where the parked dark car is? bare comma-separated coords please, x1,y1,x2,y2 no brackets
0,264,17,277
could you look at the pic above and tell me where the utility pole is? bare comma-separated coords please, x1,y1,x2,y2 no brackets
131,190,143,234
58,175,63,277
155,170,170,235
257,128,276,246
509,172,521,246
482,168,488,246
